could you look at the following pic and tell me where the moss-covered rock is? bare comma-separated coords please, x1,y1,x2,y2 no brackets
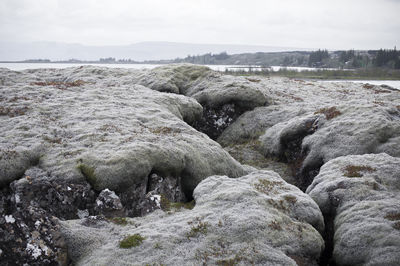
61,170,324,265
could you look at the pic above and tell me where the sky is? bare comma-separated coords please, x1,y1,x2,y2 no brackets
0,0,399,50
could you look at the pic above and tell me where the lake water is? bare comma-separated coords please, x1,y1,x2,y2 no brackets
0,62,244,72
1,63,399,90
0,63,335,72
321,80,400,90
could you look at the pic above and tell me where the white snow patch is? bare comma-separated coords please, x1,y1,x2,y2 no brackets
26,243,42,259
15,194,20,204
153,195,161,208
96,199,104,206
5,215,15,224
35,220,41,229
41,245,49,256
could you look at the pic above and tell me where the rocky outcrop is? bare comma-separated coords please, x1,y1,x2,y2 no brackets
61,171,325,266
54,64,269,140
259,104,400,190
0,66,255,263
307,153,400,265
218,78,400,189
135,64,269,139
0,67,248,196
1,65,399,265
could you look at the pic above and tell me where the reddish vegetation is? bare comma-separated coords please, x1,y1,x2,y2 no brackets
0,106,28,117
363,84,374,89
30,80,86,90
343,165,376,177
314,106,341,120
373,89,391,94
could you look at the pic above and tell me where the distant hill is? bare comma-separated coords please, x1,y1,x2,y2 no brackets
0,41,311,61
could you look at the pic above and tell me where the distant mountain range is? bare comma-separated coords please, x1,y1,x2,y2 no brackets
0,41,312,61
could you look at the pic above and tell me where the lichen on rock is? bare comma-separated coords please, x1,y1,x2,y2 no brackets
307,153,400,265
61,170,324,265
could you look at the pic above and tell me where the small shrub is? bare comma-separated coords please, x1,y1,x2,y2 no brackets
186,221,209,239
160,194,170,211
343,165,376,177
119,234,145,248
153,242,162,249
268,220,282,231
314,106,341,120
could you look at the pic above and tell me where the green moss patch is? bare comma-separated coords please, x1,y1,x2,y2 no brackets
119,234,146,248
77,163,97,186
171,200,195,210
109,217,128,226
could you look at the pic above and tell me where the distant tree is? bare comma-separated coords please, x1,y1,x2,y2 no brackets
214,52,229,60
308,49,329,67
297,56,305,65
339,50,355,63
99,57,116,63
282,56,292,66
373,48,400,69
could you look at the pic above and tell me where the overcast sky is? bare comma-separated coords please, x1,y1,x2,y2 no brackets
0,0,399,50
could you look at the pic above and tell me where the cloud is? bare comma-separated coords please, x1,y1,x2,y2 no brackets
0,0,398,49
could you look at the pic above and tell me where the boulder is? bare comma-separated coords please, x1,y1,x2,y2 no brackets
50,64,269,140
0,67,248,197
61,170,325,265
215,77,400,189
307,153,400,265
260,104,400,189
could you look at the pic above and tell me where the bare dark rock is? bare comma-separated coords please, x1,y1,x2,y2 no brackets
119,173,187,217
94,189,124,217
0,188,68,265
192,103,242,140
